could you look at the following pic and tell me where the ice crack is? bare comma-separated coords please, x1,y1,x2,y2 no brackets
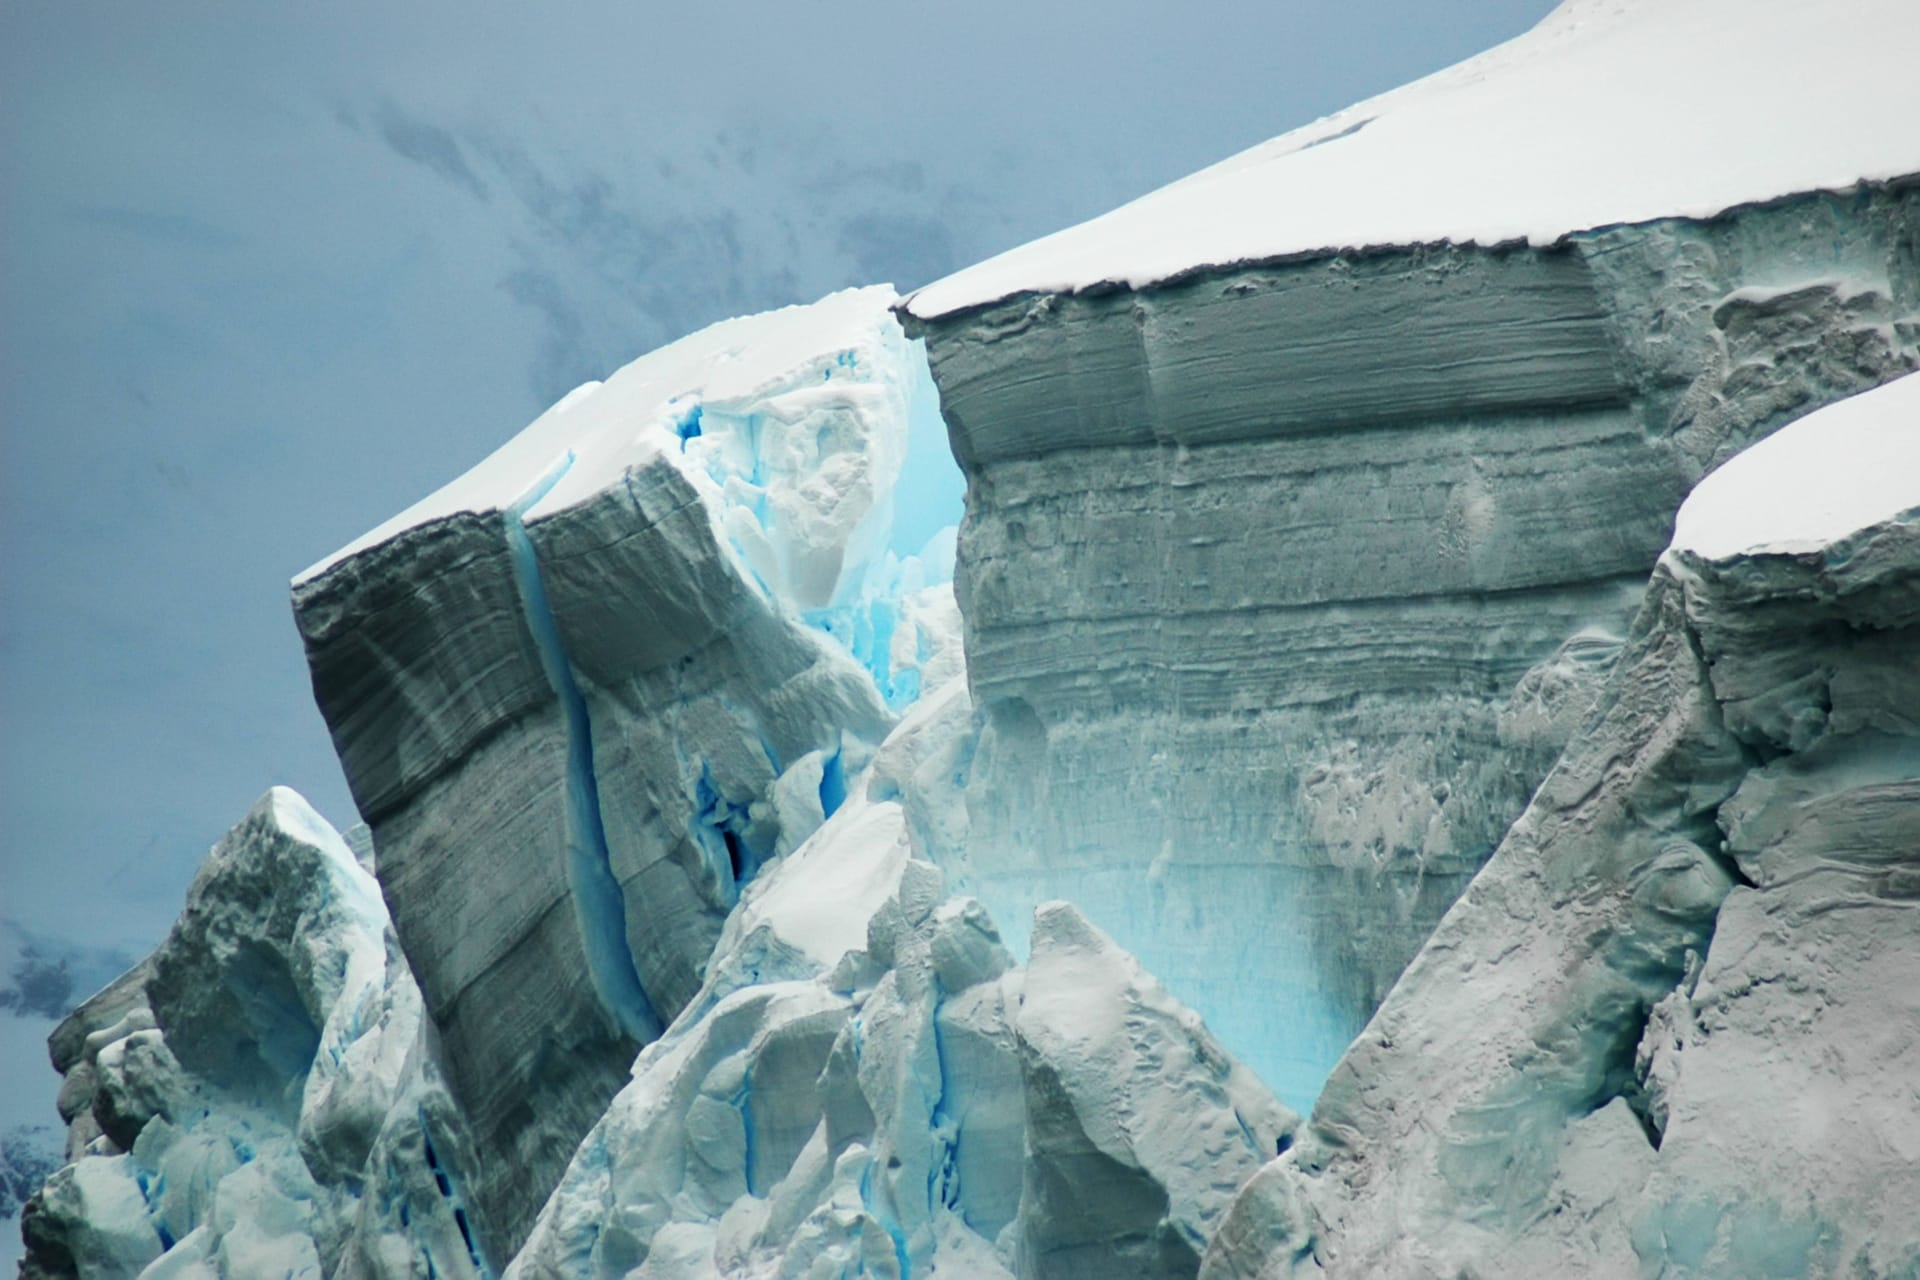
506,453,664,1044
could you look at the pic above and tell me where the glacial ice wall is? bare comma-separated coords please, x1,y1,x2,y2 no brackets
901,183,1920,1111
19,790,484,1280
290,286,963,1260
1202,371,1920,1279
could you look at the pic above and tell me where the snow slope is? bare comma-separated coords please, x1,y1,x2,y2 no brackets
906,0,1920,319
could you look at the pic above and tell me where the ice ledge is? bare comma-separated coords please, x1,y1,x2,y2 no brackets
904,0,1920,320
1670,370,1920,561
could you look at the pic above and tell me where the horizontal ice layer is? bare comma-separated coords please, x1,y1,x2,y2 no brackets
20,789,485,1280
905,183,1920,1112
905,0,1920,319
291,287,962,1258
1204,376,1920,1278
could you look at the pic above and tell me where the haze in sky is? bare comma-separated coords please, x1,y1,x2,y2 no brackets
0,0,1557,958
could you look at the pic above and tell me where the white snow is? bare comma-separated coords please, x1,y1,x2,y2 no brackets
905,0,1920,320
1671,370,1920,560
727,798,912,968
298,285,909,581
267,784,359,872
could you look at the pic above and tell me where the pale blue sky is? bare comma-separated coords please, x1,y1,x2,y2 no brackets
0,1,1556,954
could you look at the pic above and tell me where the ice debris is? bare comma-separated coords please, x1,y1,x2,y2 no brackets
20,789,485,1280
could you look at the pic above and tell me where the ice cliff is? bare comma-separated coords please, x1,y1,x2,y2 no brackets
1202,370,1920,1278
19,0,1920,1277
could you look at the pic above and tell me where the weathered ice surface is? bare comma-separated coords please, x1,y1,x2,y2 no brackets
508,680,1294,1280
19,789,484,1280
291,287,959,1259
1200,374,1920,1279
903,182,1920,1108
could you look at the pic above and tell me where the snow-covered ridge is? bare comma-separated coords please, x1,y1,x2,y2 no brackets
905,0,1920,319
1672,369,1920,561
298,285,953,589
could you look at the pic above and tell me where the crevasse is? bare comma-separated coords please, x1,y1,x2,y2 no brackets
505,452,664,1044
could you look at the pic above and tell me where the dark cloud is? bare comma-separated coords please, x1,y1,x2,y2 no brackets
1,1133,62,1224
372,101,490,201
499,264,600,403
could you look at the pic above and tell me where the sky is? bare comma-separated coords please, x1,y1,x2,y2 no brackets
0,0,1558,961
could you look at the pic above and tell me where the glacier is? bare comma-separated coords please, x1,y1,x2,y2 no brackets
507,692,1293,1280
18,0,1920,1277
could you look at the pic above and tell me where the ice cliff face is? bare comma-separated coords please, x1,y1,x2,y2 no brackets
20,790,483,1280
902,139,1919,1116
1202,371,1920,1279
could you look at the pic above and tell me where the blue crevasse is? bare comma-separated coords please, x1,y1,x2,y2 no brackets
731,1074,758,1199
420,1109,492,1280
817,742,847,821
884,341,962,563
671,400,704,450
505,453,664,1045
800,339,961,712
691,761,763,905
802,597,902,707
925,992,961,1219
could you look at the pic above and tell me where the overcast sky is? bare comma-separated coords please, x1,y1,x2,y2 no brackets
0,0,1557,956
